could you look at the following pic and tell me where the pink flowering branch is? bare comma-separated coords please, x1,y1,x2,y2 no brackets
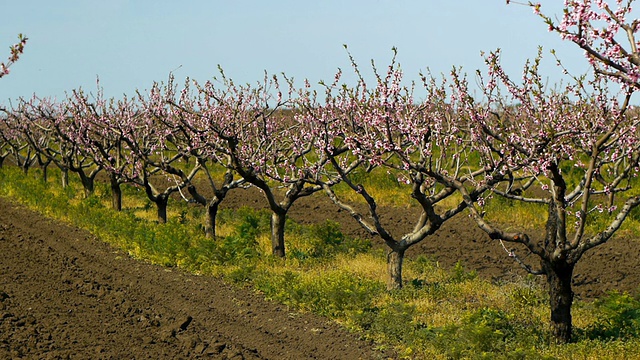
531,0,640,89
0,34,27,78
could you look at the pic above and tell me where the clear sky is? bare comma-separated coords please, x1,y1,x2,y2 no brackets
0,1,589,103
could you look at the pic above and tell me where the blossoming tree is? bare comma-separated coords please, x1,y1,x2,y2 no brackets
465,0,640,344
144,76,246,238
449,46,640,343
311,50,507,290
7,95,104,196
170,70,351,256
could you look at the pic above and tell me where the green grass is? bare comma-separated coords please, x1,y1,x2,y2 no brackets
1,165,640,359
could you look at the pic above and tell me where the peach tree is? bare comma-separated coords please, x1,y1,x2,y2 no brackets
308,50,509,290
448,44,640,344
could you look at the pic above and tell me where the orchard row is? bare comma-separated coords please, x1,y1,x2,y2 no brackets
3,0,640,345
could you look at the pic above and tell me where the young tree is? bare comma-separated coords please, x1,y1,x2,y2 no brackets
14,95,103,197
477,0,640,344
10,98,55,182
449,48,640,344
118,88,198,224
143,77,245,238
70,82,196,223
310,51,500,290
0,106,37,173
173,70,347,256
67,86,138,211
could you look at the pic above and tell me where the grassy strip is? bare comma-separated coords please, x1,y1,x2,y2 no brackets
1,166,640,359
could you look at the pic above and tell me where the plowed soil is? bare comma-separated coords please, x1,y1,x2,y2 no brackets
0,196,389,359
1,184,639,359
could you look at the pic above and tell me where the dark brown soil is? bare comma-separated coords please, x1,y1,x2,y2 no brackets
0,197,390,359
1,182,639,359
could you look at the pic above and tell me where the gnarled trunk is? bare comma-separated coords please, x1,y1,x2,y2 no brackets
155,196,169,224
543,259,574,344
387,247,405,290
110,173,122,211
41,163,48,182
78,173,95,198
38,157,51,183
186,183,227,240
271,210,286,258
61,168,69,189
205,201,220,240
20,159,30,175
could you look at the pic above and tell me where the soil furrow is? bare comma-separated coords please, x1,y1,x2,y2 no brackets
0,197,387,359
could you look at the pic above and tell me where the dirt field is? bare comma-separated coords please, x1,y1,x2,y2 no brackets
0,196,390,359
1,185,639,359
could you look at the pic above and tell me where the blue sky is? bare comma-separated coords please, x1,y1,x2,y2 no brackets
0,1,588,103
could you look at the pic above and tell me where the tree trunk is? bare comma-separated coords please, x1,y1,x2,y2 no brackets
41,163,48,182
156,196,168,224
79,173,94,198
387,248,405,290
110,173,122,211
543,259,575,344
37,156,51,183
205,201,220,240
61,168,69,189
19,152,33,175
271,210,286,258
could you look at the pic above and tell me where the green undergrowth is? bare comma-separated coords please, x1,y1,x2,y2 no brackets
1,166,640,359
